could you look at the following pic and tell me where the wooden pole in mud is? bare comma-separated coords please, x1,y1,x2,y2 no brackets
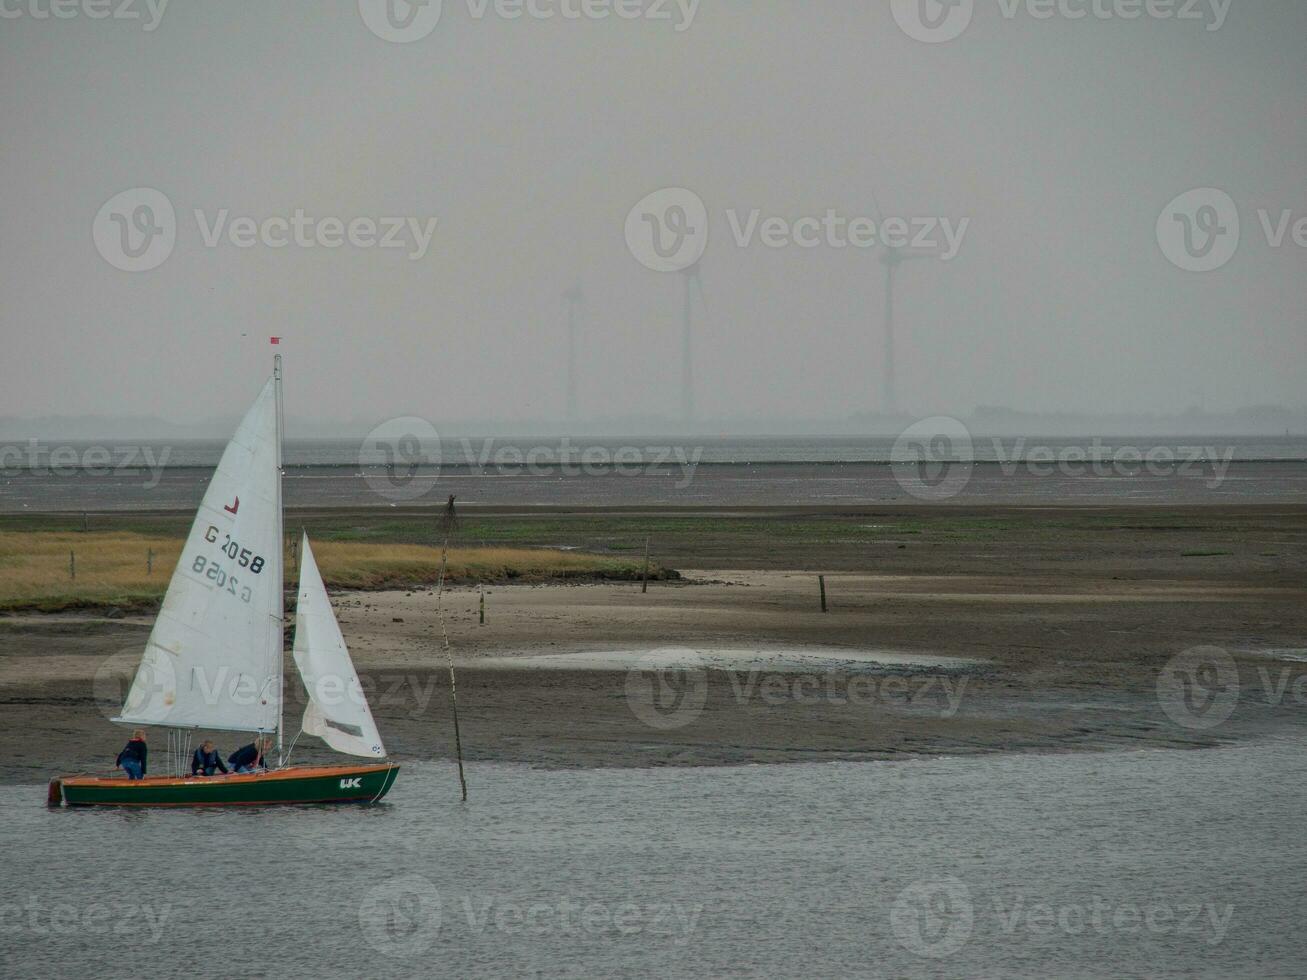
819,575,827,613
479,586,485,625
641,536,651,594
436,496,468,802
69,550,75,581
147,548,153,575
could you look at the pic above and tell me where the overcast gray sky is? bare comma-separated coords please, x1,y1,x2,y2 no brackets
2,0,1303,429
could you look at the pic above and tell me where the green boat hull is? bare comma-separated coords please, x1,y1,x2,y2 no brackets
55,763,399,808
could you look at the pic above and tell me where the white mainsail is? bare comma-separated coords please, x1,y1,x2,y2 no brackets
115,378,283,733
292,534,386,758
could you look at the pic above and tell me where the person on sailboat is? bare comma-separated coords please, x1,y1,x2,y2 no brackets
227,737,272,774
115,730,147,780
190,741,229,777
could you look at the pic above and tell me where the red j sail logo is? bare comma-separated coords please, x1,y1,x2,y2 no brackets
224,496,240,515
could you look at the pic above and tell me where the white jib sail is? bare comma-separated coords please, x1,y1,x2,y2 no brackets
292,534,386,758
115,378,282,733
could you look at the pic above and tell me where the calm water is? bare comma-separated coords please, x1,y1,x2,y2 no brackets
4,435,1307,510
5,741,1306,978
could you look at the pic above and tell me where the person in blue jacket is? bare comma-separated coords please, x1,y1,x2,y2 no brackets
115,730,148,780
190,741,229,777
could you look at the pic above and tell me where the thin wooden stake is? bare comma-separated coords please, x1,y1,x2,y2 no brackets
435,496,468,801
819,574,828,613
641,536,651,594
147,548,153,575
82,512,89,533
69,550,75,581
479,585,485,625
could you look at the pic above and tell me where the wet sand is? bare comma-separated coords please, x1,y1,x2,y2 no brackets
5,503,1307,783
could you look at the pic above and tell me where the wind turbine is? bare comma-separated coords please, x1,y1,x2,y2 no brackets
871,193,941,418
563,282,583,424
679,262,706,424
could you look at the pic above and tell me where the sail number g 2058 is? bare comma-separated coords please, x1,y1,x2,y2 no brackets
191,554,255,604
203,526,266,573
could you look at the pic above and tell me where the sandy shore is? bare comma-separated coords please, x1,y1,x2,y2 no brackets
5,547,1307,782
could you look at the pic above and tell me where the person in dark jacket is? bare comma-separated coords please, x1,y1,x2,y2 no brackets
190,741,228,777
228,737,272,774
116,730,148,780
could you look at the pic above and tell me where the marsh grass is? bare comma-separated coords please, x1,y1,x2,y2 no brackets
0,531,674,613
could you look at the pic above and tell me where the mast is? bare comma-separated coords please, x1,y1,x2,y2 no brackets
273,351,285,763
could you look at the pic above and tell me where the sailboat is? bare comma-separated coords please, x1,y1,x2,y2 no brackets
51,358,400,807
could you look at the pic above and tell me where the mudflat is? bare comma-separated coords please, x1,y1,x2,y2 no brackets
4,505,1306,782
